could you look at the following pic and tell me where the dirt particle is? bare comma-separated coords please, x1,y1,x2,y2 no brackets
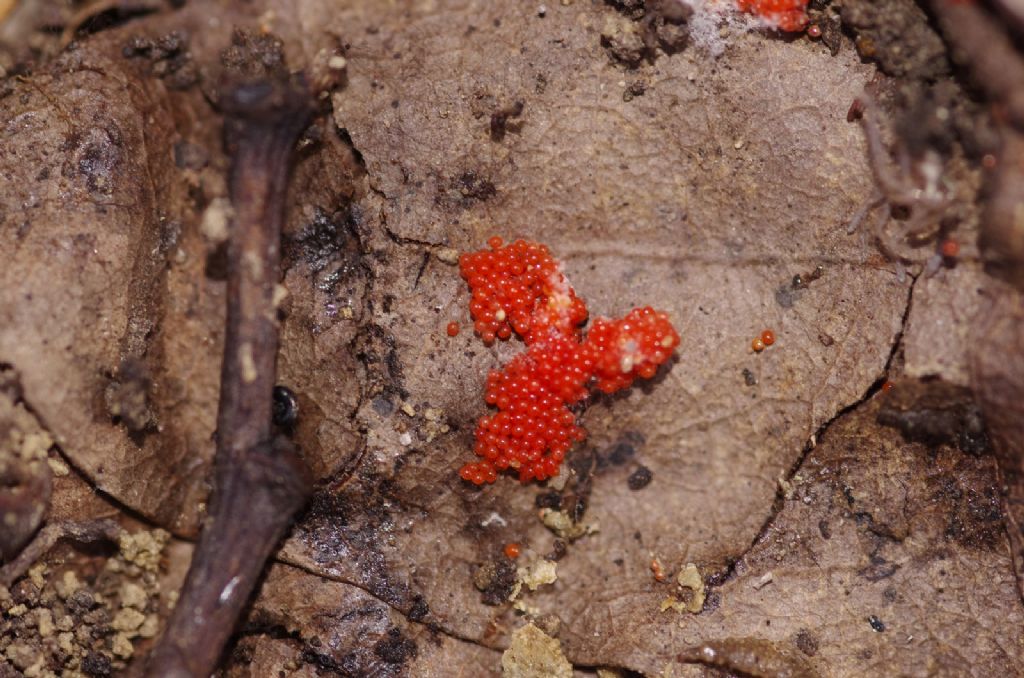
473,559,517,606
490,101,524,142
627,465,653,490
840,0,949,80
867,615,886,632
539,507,598,541
515,559,558,593
200,198,233,243
111,607,145,633
794,628,819,656
659,563,706,614
373,627,417,664
81,651,113,675
122,31,197,88
601,14,646,67
220,28,287,79
407,595,429,622
111,631,134,658
118,528,169,572
501,623,573,678
535,491,562,510
434,247,460,264
103,358,154,432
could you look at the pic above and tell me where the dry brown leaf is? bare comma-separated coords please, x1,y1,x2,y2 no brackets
1,1,1021,676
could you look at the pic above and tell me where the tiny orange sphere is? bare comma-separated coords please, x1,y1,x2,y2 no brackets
504,542,521,559
650,558,666,582
751,337,766,353
940,239,960,258
761,329,776,346
446,321,460,337
487,235,503,250
807,24,822,38
881,380,894,393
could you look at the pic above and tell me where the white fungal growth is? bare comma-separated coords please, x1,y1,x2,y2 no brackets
677,0,759,57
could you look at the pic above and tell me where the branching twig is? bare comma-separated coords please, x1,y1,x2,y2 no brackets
0,519,121,588
144,67,315,676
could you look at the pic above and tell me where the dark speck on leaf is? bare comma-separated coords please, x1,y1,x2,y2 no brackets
627,465,653,490
407,595,429,622
795,628,819,656
81,651,112,676
868,615,886,632
535,491,562,510
608,441,636,465
373,628,417,664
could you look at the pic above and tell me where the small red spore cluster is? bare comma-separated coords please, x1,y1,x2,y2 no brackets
457,237,680,485
736,0,809,32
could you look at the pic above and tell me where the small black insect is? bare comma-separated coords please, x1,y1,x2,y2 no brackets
272,385,299,428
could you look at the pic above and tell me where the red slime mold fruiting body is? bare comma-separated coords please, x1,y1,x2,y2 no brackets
457,238,680,485
459,239,588,346
586,307,681,394
736,0,809,32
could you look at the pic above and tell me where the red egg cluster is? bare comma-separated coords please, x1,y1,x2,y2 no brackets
587,307,681,394
459,237,588,345
457,237,681,485
736,0,809,32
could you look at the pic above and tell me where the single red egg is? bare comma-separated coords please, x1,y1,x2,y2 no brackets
504,542,521,559
940,239,960,258
761,329,776,346
752,337,766,353
446,321,460,337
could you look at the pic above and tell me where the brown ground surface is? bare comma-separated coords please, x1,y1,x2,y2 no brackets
1,1,1023,676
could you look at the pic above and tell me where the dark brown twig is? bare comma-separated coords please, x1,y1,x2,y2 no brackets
0,519,121,588
144,71,314,676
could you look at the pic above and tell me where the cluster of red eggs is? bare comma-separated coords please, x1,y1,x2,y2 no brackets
456,238,680,485
736,0,809,32
458,237,588,345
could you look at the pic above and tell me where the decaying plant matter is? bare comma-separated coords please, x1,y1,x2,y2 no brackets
3,1,1024,675
927,0,1024,600
144,41,315,678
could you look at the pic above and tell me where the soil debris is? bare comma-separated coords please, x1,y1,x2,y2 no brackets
501,623,572,678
